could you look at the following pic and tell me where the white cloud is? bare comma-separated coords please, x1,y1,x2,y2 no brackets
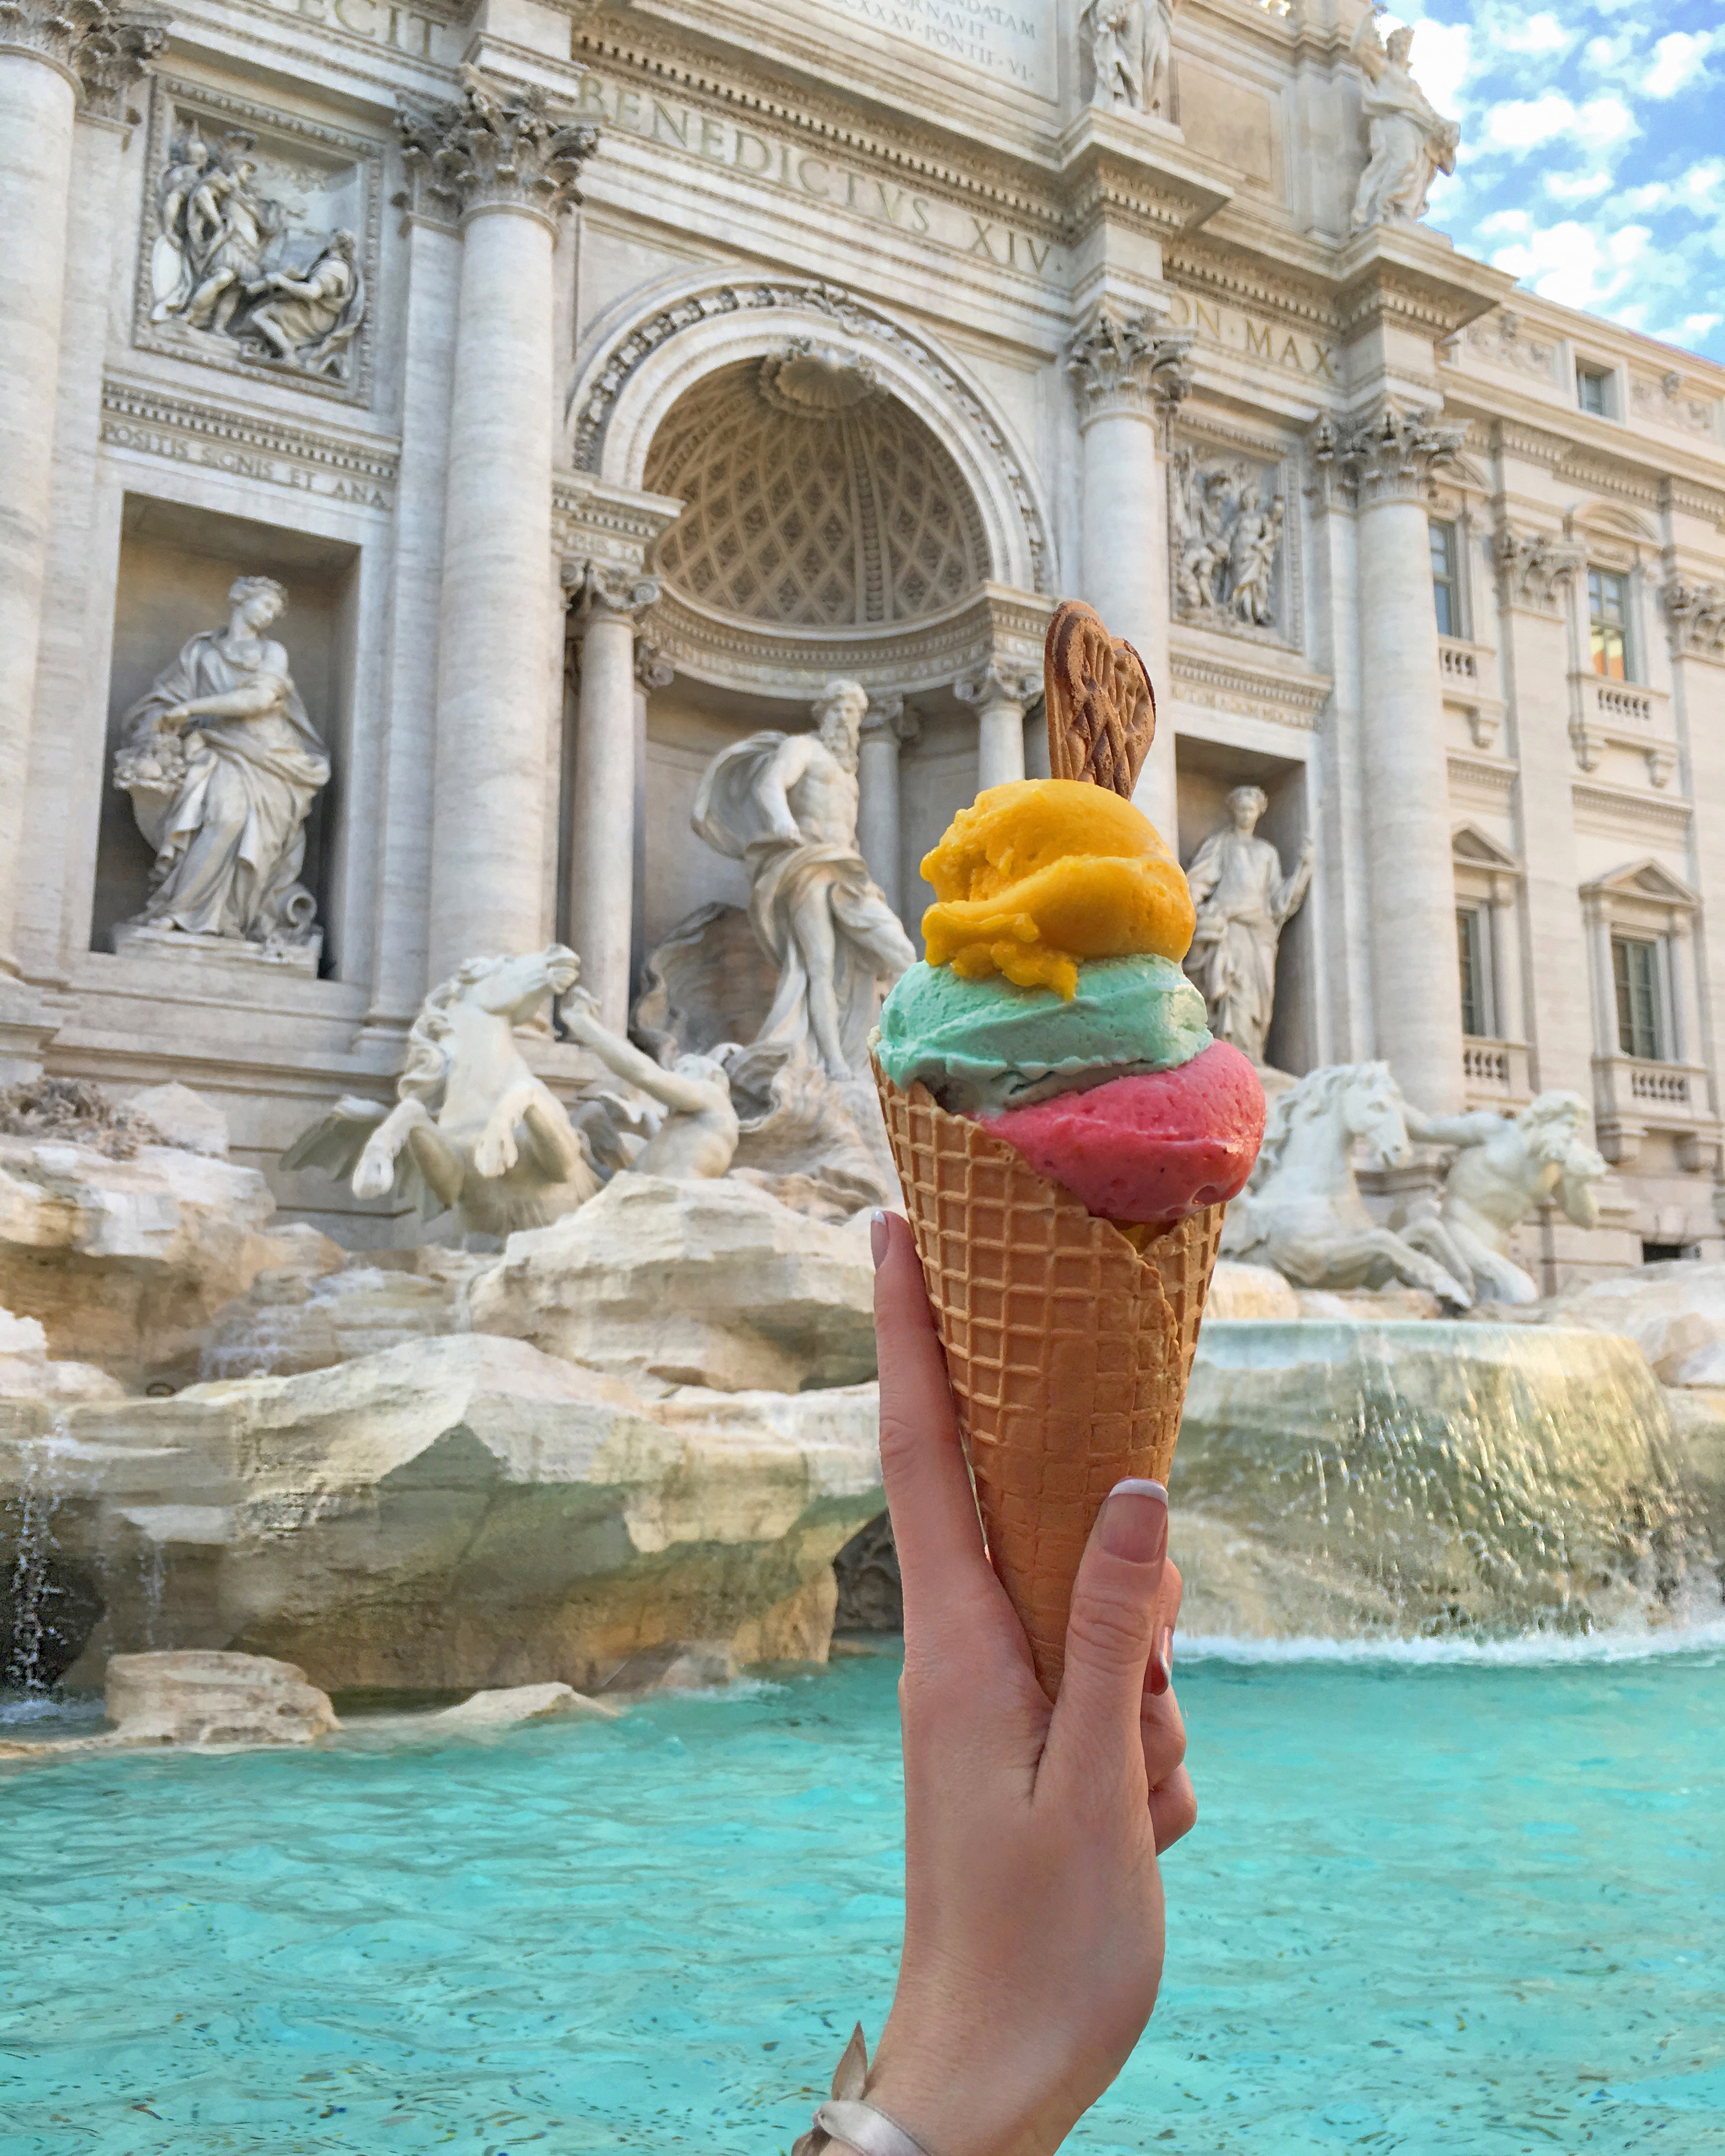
1483,93,1576,150
1680,313,1723,341
1477,208,1532,236
1577,95,1637,149
1644,30,1716,99
1500,10,1573,57
1545,170,1614,201
1409,19,1472,114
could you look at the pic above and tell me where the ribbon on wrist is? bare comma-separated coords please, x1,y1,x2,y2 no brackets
793,2026,935,2156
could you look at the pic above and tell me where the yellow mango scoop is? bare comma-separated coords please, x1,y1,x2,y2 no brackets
920,778,1195,998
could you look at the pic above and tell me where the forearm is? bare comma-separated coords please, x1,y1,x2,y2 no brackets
174,681,282,722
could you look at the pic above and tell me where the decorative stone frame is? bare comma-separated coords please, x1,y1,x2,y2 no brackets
565,270,1056,603
1558,500,1677,783
133,77,385,410
1451,822,1528,1102
1580,858,1719,1171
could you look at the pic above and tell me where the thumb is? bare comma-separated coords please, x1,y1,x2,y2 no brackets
1046,1478,1168,1776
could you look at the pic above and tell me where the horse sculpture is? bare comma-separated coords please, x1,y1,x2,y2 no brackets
284,946,601,1238
1221,1061,1472,1307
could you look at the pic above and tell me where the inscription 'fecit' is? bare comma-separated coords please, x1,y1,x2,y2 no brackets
1165,291,1338,381
573,76,1058,280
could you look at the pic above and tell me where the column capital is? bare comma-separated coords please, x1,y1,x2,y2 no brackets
1663,575,1725,661
1066,307,1194,429
563,559,660,634
1308,402,1468,510
396,64,598,232
0,0,163,100
1492,523,1586,614
634,625,674,690
861,691,919,746
955,659,1039,711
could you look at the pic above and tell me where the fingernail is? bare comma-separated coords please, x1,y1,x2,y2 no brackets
870,1209,889,1269
1150,1622,1174,1695
1098,1477,1168,1564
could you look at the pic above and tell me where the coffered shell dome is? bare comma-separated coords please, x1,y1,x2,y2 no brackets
643,352,989,631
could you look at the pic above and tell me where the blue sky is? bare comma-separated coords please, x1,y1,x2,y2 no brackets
1385,0,1724,365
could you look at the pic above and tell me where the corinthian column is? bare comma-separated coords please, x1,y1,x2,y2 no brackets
1067,306,1193,840
0,1,160,989
564,564,658,1033
1319,404,1470,1114
956,660,1038,792
857,692,919,918
398,71,598,981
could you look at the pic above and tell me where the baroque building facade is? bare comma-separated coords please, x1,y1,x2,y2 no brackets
2,0,1723,1277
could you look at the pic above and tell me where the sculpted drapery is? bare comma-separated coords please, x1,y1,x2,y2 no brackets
114,576,330,950
1184,787,1313,1067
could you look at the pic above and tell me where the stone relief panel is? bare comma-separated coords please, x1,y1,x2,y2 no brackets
1630,373,1717,439
1462,312,1557,384
1080,0,1177,119
1170,443,1295,646
134,82,383,406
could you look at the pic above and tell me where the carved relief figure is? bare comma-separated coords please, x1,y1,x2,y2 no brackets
1350,9,1461,233
1400,1092,1607,1304
147,119,366,380
1184,786,1313,1067
692,679,915,1082
1172,450,1285,630
242,230,364,376
1083,0,1177,115
113,576,330,952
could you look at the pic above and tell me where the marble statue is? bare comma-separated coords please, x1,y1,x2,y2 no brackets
1400,1092,1608,1304
1221,1062,1473,1306
1184,787,1313,1067
113,576,330,953
1172,450,1285,628
1083,0,1177,116
691,679,915,1083
182,143,275,336
1349,9,1460,233
560,987,740,1180
282,947,601,1240
241,230,364,377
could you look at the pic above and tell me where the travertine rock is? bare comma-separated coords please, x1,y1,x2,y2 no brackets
1205,1261,1301,1322
0,1304,125,1402
1529,1263,1725,1385
124,1084,232,1159
0,1133,340,1387
428,1682,619,1728
105,1650,339,1746
467,1172,877,1394
199,1258,470,1381
9,1333,882,1696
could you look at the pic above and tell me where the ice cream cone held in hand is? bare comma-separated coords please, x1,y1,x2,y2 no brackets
870,600,1267,1697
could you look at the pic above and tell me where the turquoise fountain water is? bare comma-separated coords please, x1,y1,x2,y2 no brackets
6,1638,1724,2154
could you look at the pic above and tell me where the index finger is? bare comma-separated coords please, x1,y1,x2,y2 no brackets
872,1211,1010,1642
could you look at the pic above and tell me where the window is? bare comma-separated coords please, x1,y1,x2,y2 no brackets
1430,520,1460,638
1588,567,1633,681
1457,907,1491,1037
1612,935,1666,1060
1576,364,1611,416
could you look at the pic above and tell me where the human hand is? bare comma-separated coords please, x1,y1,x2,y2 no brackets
859,1212,1194,2156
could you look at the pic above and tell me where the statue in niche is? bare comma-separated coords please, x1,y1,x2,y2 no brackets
113,576,330,954
1184,786,1314,1068
1172,450,1285,630
691,679,915,1085
1082,0,1177,117
1350,9,1460,233
1399,1093,1607,1305
148,121,366,380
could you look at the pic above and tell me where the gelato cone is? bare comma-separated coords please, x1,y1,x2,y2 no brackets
870,598,1264,1697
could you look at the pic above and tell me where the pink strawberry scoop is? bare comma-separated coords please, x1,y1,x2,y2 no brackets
982,1039,1265,1226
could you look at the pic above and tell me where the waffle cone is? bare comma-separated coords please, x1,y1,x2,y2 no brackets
872,1058,1223,1698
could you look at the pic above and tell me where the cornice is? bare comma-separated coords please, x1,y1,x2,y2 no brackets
1571,778,1693,842
101,373,400,491
1169,645,1331,729
1446,749,1518,799
1163,238,1339,338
